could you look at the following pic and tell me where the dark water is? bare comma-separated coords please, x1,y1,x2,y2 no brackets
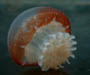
0,2,90,75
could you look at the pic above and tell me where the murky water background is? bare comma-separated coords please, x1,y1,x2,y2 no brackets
0,0,90,75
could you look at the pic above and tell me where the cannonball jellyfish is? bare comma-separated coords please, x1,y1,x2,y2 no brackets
8,7,77,71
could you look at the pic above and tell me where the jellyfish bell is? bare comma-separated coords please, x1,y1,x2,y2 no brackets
8,7,77,70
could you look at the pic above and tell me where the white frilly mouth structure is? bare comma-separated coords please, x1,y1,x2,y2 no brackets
24,18,77,71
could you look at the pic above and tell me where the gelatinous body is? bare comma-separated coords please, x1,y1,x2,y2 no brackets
8,7,77,70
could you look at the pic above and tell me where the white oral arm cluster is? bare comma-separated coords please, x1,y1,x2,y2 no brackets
24,19,77,71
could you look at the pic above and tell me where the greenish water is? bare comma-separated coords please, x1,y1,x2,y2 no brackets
0,3,90,75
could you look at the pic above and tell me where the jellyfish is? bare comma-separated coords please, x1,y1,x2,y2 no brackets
8,7,77,71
